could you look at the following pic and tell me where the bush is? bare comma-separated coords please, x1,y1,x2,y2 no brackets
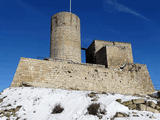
87,103,100,115
87,103,106,119
88,92,97,98
52,104,64,114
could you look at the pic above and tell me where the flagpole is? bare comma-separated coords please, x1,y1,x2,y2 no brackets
70,0,71,13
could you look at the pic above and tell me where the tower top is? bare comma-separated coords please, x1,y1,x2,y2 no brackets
52,11,79,19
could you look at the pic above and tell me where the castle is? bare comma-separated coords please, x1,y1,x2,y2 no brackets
11,12,154,95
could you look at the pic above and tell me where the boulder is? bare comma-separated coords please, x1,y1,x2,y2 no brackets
122,101,133,106
156,105,160,111
146,106,159,113
0,99,3,103
136,104,147,111
136,104,159,113
114,112,129,117
132,99,145,104
116,99,122,103
128,104,137,110
147,101,156,108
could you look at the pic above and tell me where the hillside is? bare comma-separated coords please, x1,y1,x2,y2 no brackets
0,87,160,120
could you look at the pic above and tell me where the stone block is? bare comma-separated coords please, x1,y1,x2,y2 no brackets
147,101,156,108
128,104,137,110
116,99,122,103
114,112,129,117
122,101,133,106
132,99,145,104
156,106,160,111
136,104,147,111
146,106,159,113
136,104,159,113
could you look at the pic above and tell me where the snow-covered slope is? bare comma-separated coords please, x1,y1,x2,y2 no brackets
0,87,160,120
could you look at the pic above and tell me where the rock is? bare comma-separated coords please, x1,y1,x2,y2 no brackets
116,99,122,103
132,99,145,104
157,101,160,106
0,98,3,103
101,92,107,94
146,106,159,113
132,114,139,117
136,104,159,113
128,104,137,110
0,110,4,114
157,91,160,98
91,97,98,101
4,112,11,117
114,112,129,117
15,106,22,112
88,92,97,98
147,101,156,108
156,105,160,111
136,104,147,111
122,101,133,106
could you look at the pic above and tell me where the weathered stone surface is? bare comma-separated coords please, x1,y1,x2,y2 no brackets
15,106,22,112
11,58,155,95
0,110,3,114
128,104,137,110
156,105,160,110
50,12,81,63
86,40,133,68
132,99,145,104
0,99,3,103
0,106,22,118
146,106,159,113
114,112,129,117
88,92,97,98
116,99,122,103
136,104,159,113
147,101,156,108
122,101,133,106
136,104,147,111
157,101,160,106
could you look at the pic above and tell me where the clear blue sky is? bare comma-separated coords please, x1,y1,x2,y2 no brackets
0,0,160,91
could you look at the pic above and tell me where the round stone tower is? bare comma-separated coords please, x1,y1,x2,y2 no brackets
50,12,81,63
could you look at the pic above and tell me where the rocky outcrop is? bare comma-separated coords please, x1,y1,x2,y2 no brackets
116,98,160,113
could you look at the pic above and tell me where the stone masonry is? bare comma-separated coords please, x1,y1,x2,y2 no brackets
50,12,81,63
11,57,154,95
86,40,133,68
11,11,155,95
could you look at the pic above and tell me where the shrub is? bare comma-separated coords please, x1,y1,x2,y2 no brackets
87,103,106,119
87,103,100,115
88,92,97,98
52,104,64,114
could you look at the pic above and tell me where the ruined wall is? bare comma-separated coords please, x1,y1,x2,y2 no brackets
11,58,154,95
50,12,81,63
86,40,133,67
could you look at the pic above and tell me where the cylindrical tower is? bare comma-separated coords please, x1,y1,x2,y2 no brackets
50,12,81,63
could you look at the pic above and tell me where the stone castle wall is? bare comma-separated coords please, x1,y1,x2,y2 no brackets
86,40,133,67
11,58,154,95
50,12,81,63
